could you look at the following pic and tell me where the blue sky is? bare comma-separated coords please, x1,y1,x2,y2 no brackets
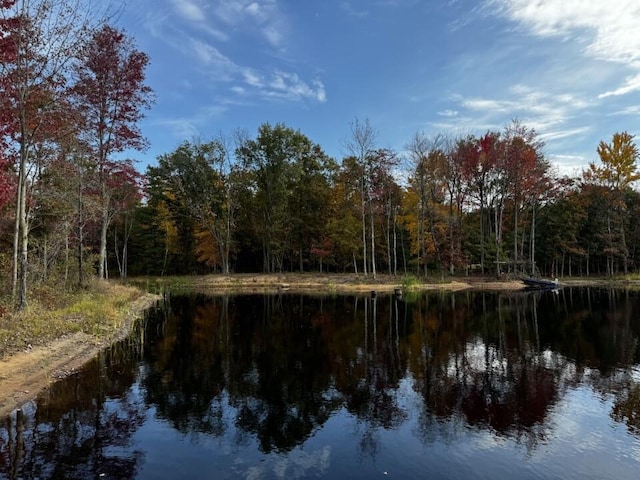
117,0,640,176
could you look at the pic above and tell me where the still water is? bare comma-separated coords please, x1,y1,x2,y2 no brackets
2,288,640,479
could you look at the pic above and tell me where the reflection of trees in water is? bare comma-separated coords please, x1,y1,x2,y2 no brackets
410,291,567,450
341,297,407,427
142,294,228,436
408,287,640,446
134,289,640,456
0,318,149,479
340,296,408,463
6,287,640,475
612,383,640,435
549,288,640,438
141,294,343,453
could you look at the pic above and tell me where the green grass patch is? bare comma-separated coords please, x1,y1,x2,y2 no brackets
401,274,420,290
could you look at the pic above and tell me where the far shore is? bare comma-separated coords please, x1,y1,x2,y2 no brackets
132,272,636,294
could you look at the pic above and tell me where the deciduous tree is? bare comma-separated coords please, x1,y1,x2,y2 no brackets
585,131,640,274
152,139,235,274
342,117,377,277
0,0,95,308
236,123,325,273
72,24,153,279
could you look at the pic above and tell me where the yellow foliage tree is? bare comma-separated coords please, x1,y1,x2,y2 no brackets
590,131,640,190
585,131,640,275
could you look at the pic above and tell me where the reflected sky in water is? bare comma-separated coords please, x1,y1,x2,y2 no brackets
2,288,640,479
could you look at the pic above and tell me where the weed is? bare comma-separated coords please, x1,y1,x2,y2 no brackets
401,274,420,290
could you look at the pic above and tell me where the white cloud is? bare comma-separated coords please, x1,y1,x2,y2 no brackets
438,109,459,117
340,2,369,17
611,105,640,116
599,74,640,98
171,0,207,22
242,70,264,88
265,71,326,102
538,126,591,142
548,154,589,177
486,0,640,96
154,106,229,140
213,0,285,48
191,40,235,69
461,98,512,113
448,85,591,145
137,1,324,107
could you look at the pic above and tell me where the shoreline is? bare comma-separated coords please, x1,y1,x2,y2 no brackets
1,273,637,419
0,292,160,419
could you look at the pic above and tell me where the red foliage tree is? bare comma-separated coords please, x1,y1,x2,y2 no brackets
0,152,14,210
1,0,90,308
460,131,501,274
72,24,153,278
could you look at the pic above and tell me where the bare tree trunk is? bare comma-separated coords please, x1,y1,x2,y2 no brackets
369,194,376,279
361,176,367,276
393,205,398,275
18,179,28,309
64,222,70,288
530,204,536,275
77,182,84,287
99,203,108,279
12,187,20,301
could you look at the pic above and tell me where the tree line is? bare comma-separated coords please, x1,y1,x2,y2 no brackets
2,1,640,312
134,121,640,280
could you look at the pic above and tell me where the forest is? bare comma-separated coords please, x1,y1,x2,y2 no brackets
2,0,640,311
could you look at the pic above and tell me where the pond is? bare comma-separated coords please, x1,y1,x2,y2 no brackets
2,288,640,479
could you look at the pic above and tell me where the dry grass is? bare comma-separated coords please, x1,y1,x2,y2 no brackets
0,280,147,359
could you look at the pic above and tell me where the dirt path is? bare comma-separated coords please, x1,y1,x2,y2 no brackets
0,332,100,418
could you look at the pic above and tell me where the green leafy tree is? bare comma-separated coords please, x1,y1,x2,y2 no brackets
236,123,327,273
288,143,336,271
151,140,235,273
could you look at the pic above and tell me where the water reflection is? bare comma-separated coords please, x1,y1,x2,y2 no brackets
2,288,640,479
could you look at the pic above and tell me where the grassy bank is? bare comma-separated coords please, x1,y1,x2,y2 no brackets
0,280,154,360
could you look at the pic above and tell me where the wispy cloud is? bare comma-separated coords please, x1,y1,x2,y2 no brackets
267,71,326,102
153,105,228,140
611,105,640,116
538,127,591,142
171,0,207,22
236,70,326,103
138,1,325,107
599,74,640,99
486,0,640,96
445,85,591,144
212,0,286,48
438,109,459,117
548,153,589,176
340,2,369,17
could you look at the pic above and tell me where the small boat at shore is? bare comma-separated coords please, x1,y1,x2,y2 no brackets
522,277,559,289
